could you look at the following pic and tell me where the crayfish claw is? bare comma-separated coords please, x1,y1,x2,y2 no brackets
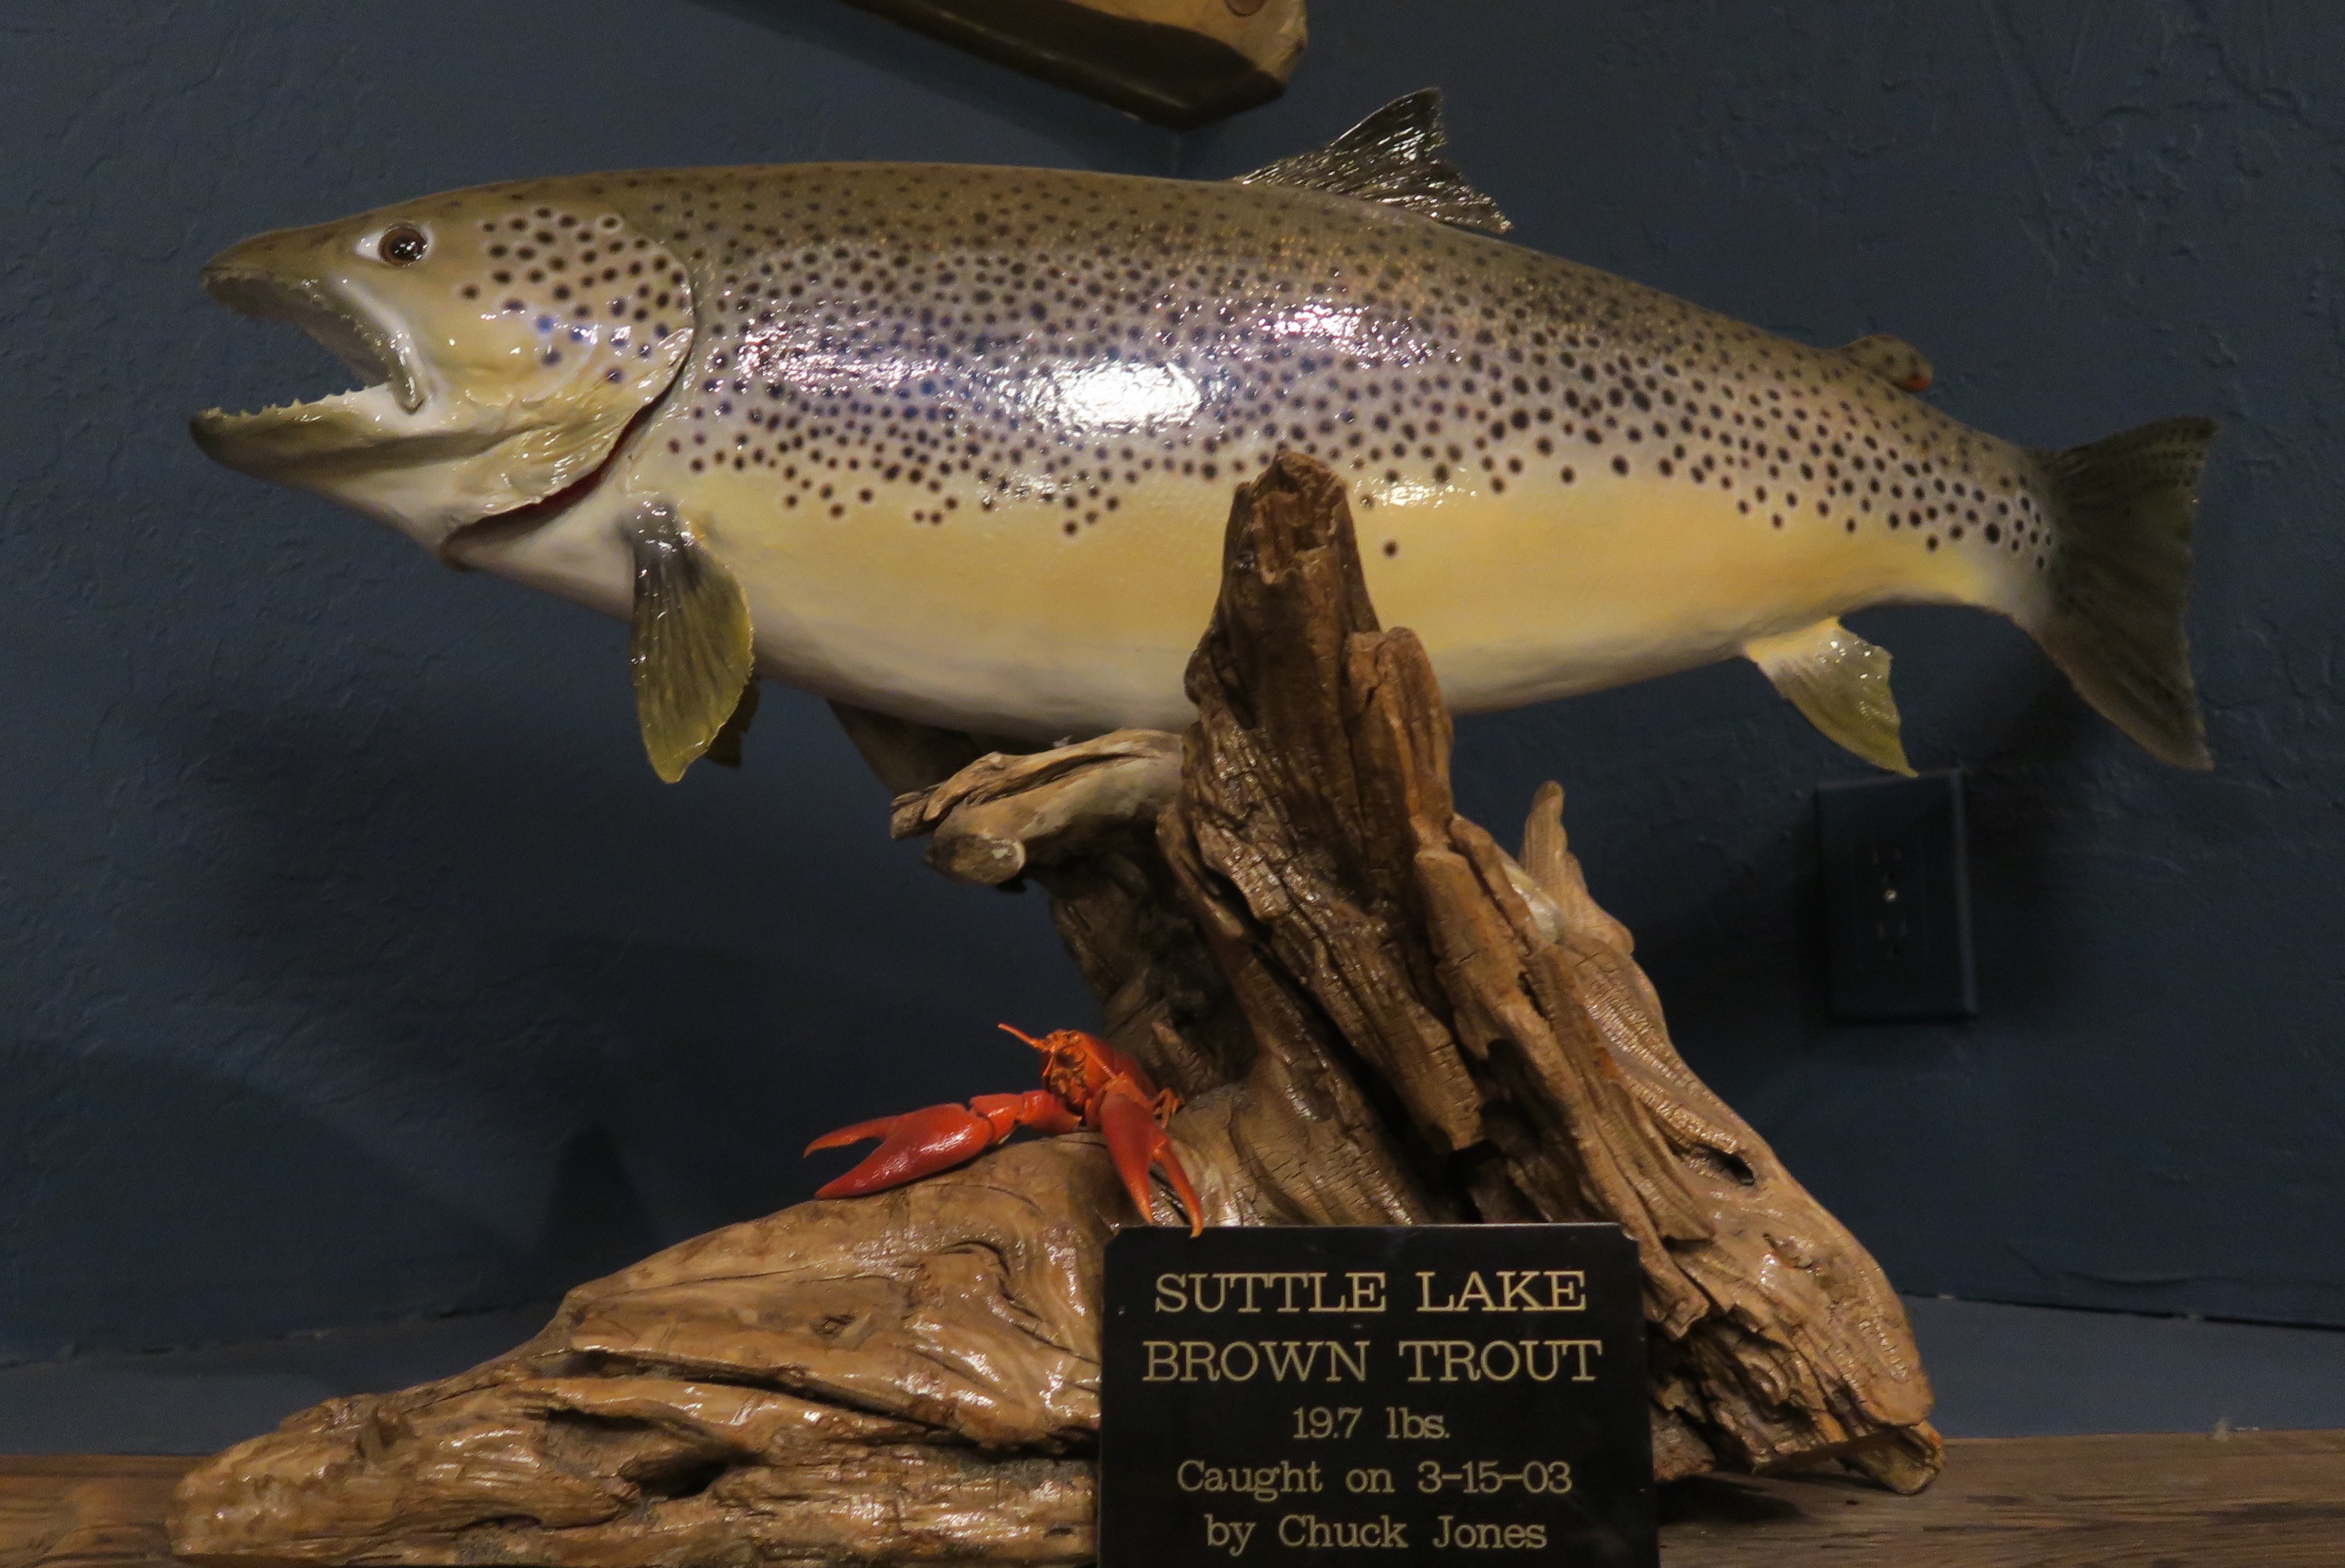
1098,1089,1205,1237
809,1103,1000,1199
805,1115,907,1154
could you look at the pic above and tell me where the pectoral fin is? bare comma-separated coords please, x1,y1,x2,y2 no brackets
1745,618,1914,775
622,503,755,783
1835,334,1934,393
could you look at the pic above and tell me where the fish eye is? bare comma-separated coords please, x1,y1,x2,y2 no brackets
377,225,429,266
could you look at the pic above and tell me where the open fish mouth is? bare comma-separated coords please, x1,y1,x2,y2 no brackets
191,267,431,473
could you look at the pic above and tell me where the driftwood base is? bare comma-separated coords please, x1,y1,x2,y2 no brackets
173,455,1939,1565
172,1140,1196,1568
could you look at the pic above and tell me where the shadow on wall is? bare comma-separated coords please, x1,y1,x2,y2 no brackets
5,1042,548,1355
0,676,1059,1364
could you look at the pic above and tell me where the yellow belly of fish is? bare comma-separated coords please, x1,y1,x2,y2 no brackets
673,462,2000,740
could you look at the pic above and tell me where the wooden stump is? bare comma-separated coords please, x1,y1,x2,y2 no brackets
172,454,1938,1568
880,453,1940,1487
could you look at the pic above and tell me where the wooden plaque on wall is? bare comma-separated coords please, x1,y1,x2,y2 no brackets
839,0,1306,127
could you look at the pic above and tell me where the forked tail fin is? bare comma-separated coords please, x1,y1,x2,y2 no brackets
2027,417,2218,768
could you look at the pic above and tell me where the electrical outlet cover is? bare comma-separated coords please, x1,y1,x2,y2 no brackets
1816,769,1977,1022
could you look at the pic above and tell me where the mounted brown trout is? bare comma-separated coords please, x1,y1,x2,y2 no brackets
191,93,2214,780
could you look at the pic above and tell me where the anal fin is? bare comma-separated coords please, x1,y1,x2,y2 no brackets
1745,618,1914,775
622,503,755,783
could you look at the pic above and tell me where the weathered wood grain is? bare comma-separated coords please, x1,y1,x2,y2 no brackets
166,1142,1146,1568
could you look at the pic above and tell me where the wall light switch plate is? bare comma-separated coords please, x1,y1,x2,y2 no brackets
1817,769,1976,1022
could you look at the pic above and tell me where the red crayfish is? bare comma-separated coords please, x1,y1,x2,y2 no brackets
805,1024,1204,1235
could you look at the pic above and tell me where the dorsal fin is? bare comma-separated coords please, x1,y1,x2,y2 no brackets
1233,89,1512,235
1836,334,1934,393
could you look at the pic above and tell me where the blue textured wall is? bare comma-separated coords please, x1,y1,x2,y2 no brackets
3,0,2339,1365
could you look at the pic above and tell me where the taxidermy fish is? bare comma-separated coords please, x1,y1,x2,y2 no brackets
191,93,2213,780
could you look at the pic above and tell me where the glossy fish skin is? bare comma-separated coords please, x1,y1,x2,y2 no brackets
192,110,2212,771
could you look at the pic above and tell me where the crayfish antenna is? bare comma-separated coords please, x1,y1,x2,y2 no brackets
997,1022,1048,1050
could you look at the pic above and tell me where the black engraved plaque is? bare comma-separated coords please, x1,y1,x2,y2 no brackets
1102,1225,1656,1568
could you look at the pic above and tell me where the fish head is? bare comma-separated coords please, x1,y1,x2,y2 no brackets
191,182,693,551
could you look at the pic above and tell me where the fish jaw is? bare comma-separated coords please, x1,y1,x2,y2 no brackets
190,188,695,552
191,367,652,553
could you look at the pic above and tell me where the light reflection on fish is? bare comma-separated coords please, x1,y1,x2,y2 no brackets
191,93,2213,781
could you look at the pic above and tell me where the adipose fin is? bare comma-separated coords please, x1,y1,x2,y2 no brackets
1235,89,1512,235
622,503,756,783
2025,417,2217,769
1835,334,1934,393
1745,618,1914,775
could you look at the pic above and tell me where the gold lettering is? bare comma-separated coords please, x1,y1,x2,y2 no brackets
1259,1341,1322,1381
1495,1271,1541,1312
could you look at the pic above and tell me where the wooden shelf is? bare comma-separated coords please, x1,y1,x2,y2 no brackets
6,1433,2343,1568
1,1455,189,1568
1660,1431,2345,1565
